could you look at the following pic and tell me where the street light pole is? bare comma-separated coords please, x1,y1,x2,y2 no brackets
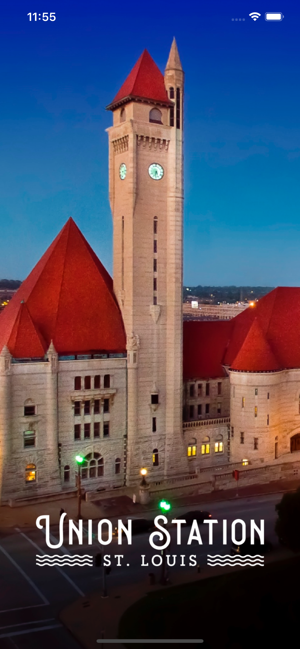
75,455,84,521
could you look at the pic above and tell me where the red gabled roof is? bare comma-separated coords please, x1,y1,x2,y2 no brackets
107,50,171,110
0,218,126,357
183,287,300,377
231,318,280,372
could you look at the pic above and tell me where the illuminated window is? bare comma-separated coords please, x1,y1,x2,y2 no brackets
103,422,110,437
84,376,91,390
149,107,162,124
254,438,258,450
24,405,35,416
187,444,197,457
94,422,100,438
201,437,210,455
84,401,90,415
242,397,245,408
240,432,244,444
215,437,223,453
153,448,159,466
84,423,90,439
74,401,80,416
64,465,70,482
103,399,109,413
104,374,110,388
254,406,258,417
74,424,81,440
115,458,121,474
74,376,81,390
25,464,36,483
23,430,35,448
242,458,249,466
94,399,100,414
94,375,100,389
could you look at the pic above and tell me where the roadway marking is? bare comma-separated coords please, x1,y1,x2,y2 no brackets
16,529,85,597
0,624,62,639
0,618,55,631
0,542,49,606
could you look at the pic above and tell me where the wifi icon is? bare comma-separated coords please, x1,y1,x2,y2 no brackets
249,12,261,20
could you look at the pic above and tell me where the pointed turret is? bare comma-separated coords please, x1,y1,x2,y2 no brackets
165,37,183,72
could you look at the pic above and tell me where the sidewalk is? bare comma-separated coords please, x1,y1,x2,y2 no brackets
0,476,299,530
60,547,293,649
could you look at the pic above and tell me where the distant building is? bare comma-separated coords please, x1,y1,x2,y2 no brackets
183,301,251,320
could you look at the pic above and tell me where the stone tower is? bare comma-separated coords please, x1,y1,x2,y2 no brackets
107,39,188,483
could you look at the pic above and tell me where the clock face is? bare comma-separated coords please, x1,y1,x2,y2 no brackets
119,163,127,180
149,163,164,181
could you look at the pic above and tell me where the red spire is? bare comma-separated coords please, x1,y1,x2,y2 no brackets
107,50,171,110
231,318,281,372
0,218,126,357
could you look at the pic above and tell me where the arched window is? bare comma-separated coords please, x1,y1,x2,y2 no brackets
215,435,223,453
24,399,36,417
201,437,210,455
25,464,36,483
89,459,97,478
120,107,126,122
187,441,197,457
80,452,104,479
64,465,70,482
115,458,121,474
149,108,162,124
152,448,159,466
98,456,104,477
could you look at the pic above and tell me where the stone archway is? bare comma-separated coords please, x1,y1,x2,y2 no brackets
290,433,300,453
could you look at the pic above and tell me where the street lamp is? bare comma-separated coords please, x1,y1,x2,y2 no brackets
159,499,171,512
140,467,148,487
75,455,84,521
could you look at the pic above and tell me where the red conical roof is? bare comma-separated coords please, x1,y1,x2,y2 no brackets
0,218,126,357
227,318,280,372
107,50,171,110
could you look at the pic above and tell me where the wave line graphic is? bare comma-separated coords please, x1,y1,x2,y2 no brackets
36,553,93,567
207,554,264,559
207,554,264,567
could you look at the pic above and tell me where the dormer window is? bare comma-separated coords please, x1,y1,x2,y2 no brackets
149,108,162,124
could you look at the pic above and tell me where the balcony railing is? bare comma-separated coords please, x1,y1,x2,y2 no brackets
183,416,230,429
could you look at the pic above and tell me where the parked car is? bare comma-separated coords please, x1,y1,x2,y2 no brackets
114,518,154,536
173,510,212,525
231,537,273,556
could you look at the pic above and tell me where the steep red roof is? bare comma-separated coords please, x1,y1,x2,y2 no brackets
107,50,171,110
183,287,300,377
0,218,126,357
231,318,280,372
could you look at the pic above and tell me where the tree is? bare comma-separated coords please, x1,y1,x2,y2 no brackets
275,488,300,551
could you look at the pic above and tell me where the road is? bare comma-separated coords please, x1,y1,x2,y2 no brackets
0,493,284,648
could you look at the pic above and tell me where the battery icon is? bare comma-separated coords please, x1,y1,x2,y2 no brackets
265,12,284,20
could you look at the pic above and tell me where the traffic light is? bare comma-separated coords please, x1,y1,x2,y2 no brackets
159,499,171,512
94,553,102,567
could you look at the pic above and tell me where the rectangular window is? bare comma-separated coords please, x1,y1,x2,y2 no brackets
103,422,110,437
242,397,245,408
170,105,174,127
94,399,100,414
154,240,157,253
154,219,158,234
255,388,258,396
151,394,159,405
217,382,222,395
215,441,223,453
104,374,110,388
201,443,210,455
231,426,234,438
187,445,197,457
197,404,202,417
23,431,35,448
189,384,195,398
254,406,258,417
217,403,221,414
267,414,269,425
74,376,81,390
206,383,210,396
74,401,81,416
103,398,109,413
84,423,90,439
84,401,90,415
94,375,100,389
94,422,100,438
254,437,258,450
74,424,81,440
189,405,194,419
152,417,156,432
176,87,180,129
205,403,210,415
240,432,244,444
153,278,157,291
153,258,157,272
198,383,203,397
153,295,157,305
24,405,35,416
267,392,270,399
84,376,91,390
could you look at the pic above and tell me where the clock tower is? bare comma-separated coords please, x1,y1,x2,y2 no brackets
107,39,188,483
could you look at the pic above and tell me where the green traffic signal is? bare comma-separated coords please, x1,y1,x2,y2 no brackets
159,499,171,512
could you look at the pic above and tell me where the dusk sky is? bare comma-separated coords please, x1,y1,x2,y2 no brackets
1,0,300,285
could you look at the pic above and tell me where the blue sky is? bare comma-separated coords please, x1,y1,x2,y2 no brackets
1,0,300,285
